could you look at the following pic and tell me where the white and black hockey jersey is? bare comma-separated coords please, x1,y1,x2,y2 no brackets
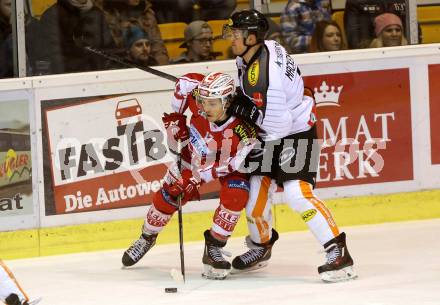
236,40,315,141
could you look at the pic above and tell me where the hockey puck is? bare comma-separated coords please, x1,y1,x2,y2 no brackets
165,287,178,293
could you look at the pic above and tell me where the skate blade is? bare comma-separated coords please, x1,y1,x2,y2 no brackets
201,264,230,280
320,265,358,283
29,297,42,305
230,261,269,274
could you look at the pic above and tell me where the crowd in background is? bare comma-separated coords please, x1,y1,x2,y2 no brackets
0,0,416,78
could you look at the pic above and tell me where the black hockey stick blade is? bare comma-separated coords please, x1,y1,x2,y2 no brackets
84,46,178,83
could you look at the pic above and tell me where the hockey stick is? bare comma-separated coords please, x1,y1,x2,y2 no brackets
177,193,186,283
28,297,43,305
175,150,186,283
83,46,178,83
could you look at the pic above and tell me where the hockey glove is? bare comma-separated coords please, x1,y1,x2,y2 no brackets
166,169,201,203
162,112,189,142
162,112,189,154
229,90,262,125
172,73,205,113
174,73,204,100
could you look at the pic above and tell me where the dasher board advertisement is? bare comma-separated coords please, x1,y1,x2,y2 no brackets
304,68,413,188
41,93,220,216
42,94,172,215
428,64,440,165
0,99,33,218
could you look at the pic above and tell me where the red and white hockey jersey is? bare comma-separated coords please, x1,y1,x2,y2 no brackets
171,73,258,183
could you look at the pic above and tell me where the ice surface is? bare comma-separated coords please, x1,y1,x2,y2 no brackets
5,219,440,305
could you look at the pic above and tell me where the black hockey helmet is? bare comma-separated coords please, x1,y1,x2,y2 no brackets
223,9,269,42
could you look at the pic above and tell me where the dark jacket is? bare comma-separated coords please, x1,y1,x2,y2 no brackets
39,0,115,74
0,15,11,44
344,0,406,49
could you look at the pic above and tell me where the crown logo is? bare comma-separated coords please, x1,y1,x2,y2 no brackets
313,81,343,107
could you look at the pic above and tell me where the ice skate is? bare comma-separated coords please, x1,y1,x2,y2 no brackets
318,232,357,282
201,230,232,280
5,294,41,305
122,233,157,267
231,229,279,273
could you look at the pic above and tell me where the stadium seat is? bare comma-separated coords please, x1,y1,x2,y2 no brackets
212,39,232,60
417,6,440,44
158,22,187,41
420,24,440,44
158,23,187,60
417,6,440,23
207,20,232,59
271,16,281,24
32,0,56,18
207,20,228,38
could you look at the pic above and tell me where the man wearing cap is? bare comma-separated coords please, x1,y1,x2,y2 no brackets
123,25,158,66
171,20,217,64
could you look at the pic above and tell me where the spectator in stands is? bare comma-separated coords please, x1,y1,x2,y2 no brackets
281,0,331,54
96,0,168,65
0,0,11,77
123,25,158,66
0,1,43,78
151,0,236,24
344,0,406,49
0,0,10,43
309,20,346,52
39,0,115,74
170,20,218,64
370,13,407,48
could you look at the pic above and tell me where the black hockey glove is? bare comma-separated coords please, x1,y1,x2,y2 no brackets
229,90,261,124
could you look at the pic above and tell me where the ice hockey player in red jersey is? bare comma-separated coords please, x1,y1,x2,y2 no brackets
122,72,258,279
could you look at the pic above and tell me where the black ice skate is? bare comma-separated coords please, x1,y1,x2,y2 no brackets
202,230,232,280
5,294,41,305
318,232,357,282
122,233,157,267
231,229,279,273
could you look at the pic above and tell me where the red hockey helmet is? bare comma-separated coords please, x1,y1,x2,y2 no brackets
197,72,236,106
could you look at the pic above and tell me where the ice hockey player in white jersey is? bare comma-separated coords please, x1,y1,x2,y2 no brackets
222,9,357,282
0,260,33,305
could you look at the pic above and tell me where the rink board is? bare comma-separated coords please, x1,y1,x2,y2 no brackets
0,44,440,258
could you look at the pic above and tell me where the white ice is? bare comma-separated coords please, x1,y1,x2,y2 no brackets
5,219,440,305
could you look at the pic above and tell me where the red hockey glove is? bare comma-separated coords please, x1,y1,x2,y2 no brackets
166,169,201,203
174,73,204,99
162,112,189,154
162,112,189,142
173,73,204,113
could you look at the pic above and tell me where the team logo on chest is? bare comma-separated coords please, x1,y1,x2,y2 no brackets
248,61,260,86
190,125,209,156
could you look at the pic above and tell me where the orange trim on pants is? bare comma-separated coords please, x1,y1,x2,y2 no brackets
251,176,271,243
299,181,340,237
0,259,29,301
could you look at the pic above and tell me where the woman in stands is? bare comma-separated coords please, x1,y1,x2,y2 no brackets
309,20,346,52
370,13,407,48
